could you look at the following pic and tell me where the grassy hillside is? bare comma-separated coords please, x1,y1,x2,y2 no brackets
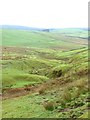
1,28,89,118
2,47,88,118
53,28,88,39
1,29,87,50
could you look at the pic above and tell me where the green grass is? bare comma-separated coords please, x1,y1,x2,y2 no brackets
53,28,88,38
2,28,88,118
2,70,49,88
2,55,61,89
2,47,88,118
1,29,87,50
2,88,88,118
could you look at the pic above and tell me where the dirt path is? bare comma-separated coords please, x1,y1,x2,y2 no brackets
2,78,70,100
2,81,50,100
2,84,41,100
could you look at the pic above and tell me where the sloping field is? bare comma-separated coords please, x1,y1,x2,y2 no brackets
1,28,89,118
1,29,87,50
2,47,89,118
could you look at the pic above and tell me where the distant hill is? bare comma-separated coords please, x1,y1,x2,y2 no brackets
0,25,56,32
0,25,88,31
0,25,88,41
1,28,87,50
1,25,44,31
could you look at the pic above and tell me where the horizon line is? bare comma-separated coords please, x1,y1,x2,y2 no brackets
0,24,88,29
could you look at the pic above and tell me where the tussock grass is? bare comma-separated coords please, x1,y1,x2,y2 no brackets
42,101,55,111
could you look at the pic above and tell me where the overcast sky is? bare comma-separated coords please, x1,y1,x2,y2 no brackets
0,0,89,28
